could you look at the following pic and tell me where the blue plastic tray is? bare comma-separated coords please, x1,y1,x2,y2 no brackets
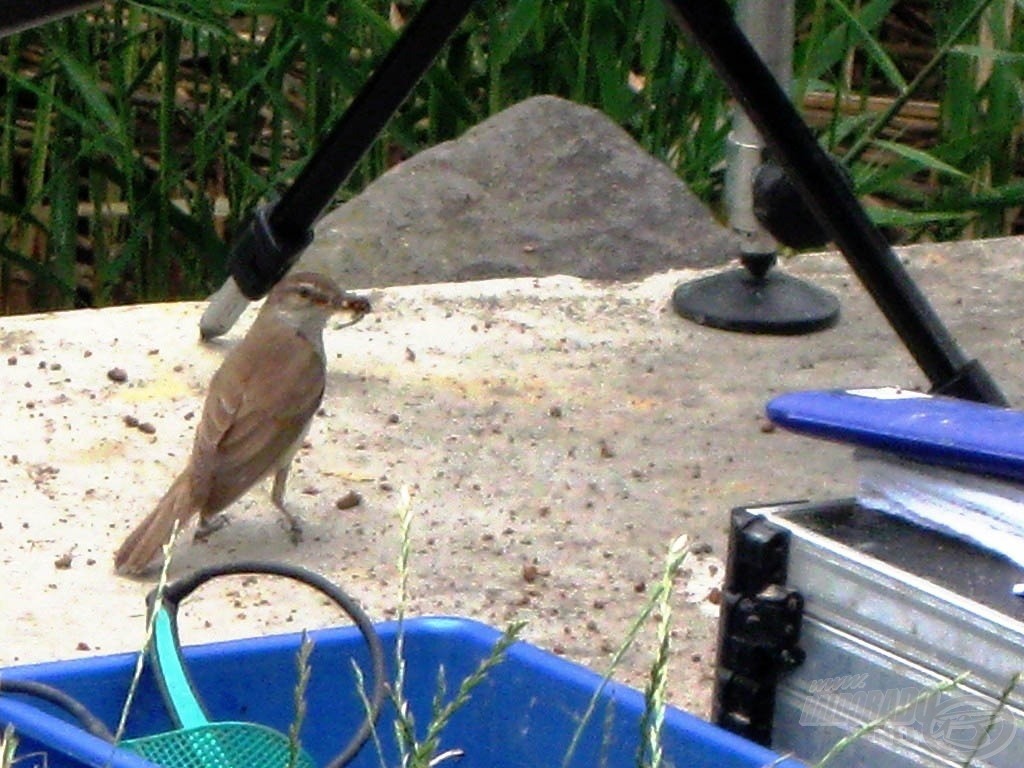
1,616,798,768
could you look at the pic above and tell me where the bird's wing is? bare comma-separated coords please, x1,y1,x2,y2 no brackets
190,321,326,513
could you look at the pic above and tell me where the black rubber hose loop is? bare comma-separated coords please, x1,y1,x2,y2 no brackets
0,561,386,768
146,561,387,768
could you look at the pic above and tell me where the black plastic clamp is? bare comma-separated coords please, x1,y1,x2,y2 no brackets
713,506,805,745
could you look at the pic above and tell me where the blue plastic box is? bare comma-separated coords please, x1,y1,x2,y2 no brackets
1,617,799,768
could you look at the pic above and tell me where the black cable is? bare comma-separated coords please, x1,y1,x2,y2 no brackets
0,678,116,742
150,561,387,768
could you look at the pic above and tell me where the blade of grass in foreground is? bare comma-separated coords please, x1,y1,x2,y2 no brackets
562,534,690,768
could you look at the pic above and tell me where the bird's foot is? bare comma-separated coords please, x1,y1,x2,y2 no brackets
276,505,304,545
194,513,229,543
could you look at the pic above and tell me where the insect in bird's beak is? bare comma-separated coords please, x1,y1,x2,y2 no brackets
334,292,371,327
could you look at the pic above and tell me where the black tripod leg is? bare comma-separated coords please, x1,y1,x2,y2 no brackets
662,0,1006,406
0,0,100,36
269,0,479,242
205,0,478,335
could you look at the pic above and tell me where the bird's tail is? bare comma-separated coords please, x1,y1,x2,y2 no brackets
114,470,195,576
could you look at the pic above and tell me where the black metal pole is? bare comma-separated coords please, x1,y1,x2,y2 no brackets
0,1,100,37
661,0,1006,406
202,0,478,336
269,0,477,242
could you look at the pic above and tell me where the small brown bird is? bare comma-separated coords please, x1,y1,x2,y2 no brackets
114,272,370,575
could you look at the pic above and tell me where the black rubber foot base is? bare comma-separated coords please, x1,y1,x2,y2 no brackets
672,268,840,335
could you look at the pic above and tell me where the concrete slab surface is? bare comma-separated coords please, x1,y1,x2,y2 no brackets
2,236,1023,717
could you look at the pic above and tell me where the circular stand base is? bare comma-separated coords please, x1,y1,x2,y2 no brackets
672,268,840,335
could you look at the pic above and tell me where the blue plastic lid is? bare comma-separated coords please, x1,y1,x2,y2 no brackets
767,387,1024,482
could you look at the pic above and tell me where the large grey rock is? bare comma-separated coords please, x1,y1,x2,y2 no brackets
300,95,737,287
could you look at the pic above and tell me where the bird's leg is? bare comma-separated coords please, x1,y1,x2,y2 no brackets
193,513,229,543
272,466,303,545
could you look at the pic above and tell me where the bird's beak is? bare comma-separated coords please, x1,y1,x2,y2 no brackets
334,292,371,326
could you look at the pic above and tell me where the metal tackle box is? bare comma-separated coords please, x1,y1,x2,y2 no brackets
713,388,1024,768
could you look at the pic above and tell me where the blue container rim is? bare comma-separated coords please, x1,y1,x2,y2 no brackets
1,615,799,768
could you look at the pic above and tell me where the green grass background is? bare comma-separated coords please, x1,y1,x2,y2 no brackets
0,0,1021,311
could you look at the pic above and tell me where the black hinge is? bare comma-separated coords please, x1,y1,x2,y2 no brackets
712,506,806,746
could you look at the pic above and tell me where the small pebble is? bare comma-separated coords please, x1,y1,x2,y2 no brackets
522,563,550,583
336,490,362,510
107,367,128,383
